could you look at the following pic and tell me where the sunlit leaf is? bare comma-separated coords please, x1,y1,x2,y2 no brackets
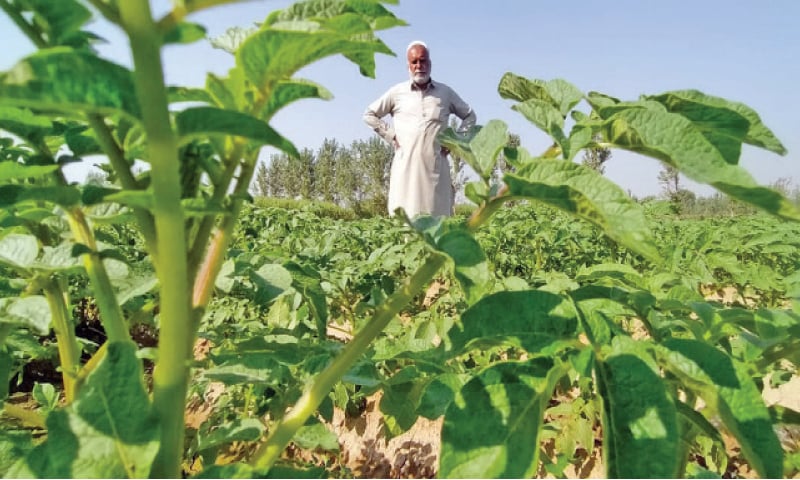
175,107,299,157
12,342,159,478
0,49,140,120
440,359,562,478
0,296,51,335
658,339,783,478
504,156,661,262
601,106,800,221
597,343,680,478
0,234,39,270
647,90,786,156
447,290,578,356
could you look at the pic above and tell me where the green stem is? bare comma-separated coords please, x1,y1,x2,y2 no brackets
65,209,130,343
192,158,255,310
1,402,46,429
0,0,46,48
250,252,448,471
41,278,81,404
119,3,191,478
85,114,159,261
186,145,244,282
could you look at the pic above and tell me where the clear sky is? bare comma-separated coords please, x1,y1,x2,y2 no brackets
1,0,798,198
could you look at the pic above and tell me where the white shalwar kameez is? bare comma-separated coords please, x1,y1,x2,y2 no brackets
364,79,476,218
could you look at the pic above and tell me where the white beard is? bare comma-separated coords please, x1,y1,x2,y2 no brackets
411,71,430,85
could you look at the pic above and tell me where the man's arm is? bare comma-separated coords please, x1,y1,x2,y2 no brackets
450,89,477,133
363,89,397,146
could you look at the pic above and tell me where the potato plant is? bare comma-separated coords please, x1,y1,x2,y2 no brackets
0,0,798,478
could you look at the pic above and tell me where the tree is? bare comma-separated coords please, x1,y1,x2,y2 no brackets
315,138,339,203
492,132,520,187
581,133,612,173
658,164,680,198
351,135,392,211
446,117,469,203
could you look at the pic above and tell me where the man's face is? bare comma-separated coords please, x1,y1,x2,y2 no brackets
407,45,431,85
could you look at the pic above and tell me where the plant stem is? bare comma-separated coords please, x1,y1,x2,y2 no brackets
1,402,46,429
41,277,81,404
119,2,191,478
65,208,130,343
187,144,245,282
192,157,254,310
250,252,448,471
85,114,159,261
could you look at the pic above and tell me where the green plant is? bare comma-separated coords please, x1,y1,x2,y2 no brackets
1,1,798,479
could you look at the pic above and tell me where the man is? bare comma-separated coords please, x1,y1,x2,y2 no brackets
363,41,476,218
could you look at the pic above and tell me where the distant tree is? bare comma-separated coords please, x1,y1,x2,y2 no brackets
292,147,315,199
581,133,612,174
315,138,339,203
492,132,520,187
658,164,680,198
252,161,269,197
85,169,108,186
350,136,392,212
446,118,469,203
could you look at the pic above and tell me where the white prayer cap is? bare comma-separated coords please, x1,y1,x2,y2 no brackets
406,40,428,54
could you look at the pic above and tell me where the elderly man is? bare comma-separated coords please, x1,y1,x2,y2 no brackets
363,41,477,218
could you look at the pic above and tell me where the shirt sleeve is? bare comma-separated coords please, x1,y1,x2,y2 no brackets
363,88,397,144
449,89,477,133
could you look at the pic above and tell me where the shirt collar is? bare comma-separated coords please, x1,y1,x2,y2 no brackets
409,78,435,91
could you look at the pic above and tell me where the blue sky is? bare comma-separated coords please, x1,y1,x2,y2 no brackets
1,0,798,198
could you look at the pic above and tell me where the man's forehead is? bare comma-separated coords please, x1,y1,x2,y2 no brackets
407,46,429,59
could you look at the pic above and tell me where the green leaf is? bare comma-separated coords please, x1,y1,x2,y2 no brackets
597,347,680,478
7,0,92,46
284,261,328,338
0,429,34,477
203,354,289,386
0,106,53,143
0,49,140,120
498,73,582,116
439,359,562,478
15,342,159,478
512,98,567,148
249,263,294,306
293,419,339,451
175,107,299,157
416,373,464,420
439,120,509,180
504,156,661,262
0,184,81,208
380,369,424,437
658,339,783,478
237,28,392,89
447,290,578,357
435,228,491,305
647,90,786,156
676,401,727,474
0,233,39,270
601,106,800,221
167,86,215,105
196,418,265,452
259,79,333,120
0,348,13,402
264,0,407,31
162,21,206,45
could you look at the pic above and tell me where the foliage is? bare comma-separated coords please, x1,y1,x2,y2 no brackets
0,1,798,479
253,136,392,215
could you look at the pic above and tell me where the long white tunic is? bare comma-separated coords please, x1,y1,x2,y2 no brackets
364,79,476,218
